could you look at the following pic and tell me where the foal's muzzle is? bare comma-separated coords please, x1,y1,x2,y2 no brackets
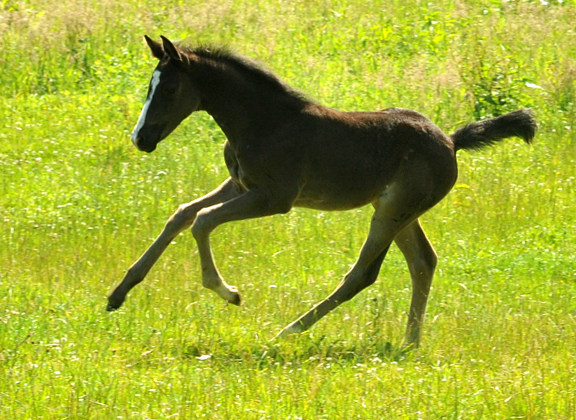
131,123,165,153
132,136,157,153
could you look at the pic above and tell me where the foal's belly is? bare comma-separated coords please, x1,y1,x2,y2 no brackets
293,148,403,211
293,183,387,211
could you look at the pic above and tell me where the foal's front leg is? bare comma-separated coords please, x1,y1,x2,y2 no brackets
107,178,241,311
191,188,293,304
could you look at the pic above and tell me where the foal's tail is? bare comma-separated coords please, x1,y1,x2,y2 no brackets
450,109,537,152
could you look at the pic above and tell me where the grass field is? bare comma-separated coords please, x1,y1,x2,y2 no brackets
2,0,576,418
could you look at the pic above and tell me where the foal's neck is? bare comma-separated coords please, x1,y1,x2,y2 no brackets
194,60,308,145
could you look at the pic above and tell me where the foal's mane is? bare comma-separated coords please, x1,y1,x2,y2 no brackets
181,44,312,107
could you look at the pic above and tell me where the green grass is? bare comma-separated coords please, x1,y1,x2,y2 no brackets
2,0,576,418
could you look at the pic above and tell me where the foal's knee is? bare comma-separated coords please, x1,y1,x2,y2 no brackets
167,203,198,230
191,208,213,240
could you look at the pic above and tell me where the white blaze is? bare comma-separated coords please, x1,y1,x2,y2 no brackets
131,70,162,145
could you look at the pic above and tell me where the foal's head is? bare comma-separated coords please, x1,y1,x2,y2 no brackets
131,36,201,153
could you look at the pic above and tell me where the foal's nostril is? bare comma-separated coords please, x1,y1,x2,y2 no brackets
132,135,142,147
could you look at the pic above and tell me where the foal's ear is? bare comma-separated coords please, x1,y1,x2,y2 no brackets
144,35,164,60
160,35,190,66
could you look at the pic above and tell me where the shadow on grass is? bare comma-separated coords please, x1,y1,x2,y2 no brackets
183,334,415,369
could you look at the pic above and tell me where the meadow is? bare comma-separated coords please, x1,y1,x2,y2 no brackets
1,0,576,418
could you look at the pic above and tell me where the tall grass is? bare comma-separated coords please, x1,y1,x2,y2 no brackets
1,0,576,418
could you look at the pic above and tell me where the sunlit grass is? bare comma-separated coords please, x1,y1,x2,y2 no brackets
2,0,576,418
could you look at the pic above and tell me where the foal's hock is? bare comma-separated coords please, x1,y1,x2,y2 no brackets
107,36,536,348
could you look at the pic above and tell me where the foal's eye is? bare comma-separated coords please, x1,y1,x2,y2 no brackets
163,84,178,95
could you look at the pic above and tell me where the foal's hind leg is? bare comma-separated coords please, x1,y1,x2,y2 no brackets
394,220,437,348
278,185,420,338
107,178,241,310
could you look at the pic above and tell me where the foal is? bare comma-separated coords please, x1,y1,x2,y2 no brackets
108,36,536,347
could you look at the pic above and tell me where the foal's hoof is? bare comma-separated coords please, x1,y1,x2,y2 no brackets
400,342,418,353
106,302,121,311
228,291,242,306
221,284,241,306
274,321,305,339
212,284,241,306
106,295,125,311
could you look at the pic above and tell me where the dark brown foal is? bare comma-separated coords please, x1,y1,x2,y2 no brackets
108,36,536,347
